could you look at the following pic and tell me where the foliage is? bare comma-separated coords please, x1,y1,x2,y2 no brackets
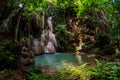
11,60,120,80
55,60,120,80
24,60,120,80
23,63,90,80
56,63,91,80
55,0,76,9
55,23,74,52
89,59,120,80
53,0,116,52
108,0,120,45
111,52,120,60
8,0,44,10
23,68,47,80
75,0,111,20
0,40,15,69
0,40,21,69
0,69,14,80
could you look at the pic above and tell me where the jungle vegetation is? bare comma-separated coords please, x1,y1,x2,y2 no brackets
0,0,120,80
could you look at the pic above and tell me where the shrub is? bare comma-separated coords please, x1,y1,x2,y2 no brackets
23,68,47,80
23,60,120,80
89,60,120,80
0,40,14,69
0,40,21,69
55,60,120,80
53,63,91,80
55,23,74,52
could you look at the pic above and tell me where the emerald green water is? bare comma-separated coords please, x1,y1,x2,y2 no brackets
34,53,89,70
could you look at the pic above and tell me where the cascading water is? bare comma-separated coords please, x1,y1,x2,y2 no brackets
40,30,57,53
31,12,57,54
40,14,57,53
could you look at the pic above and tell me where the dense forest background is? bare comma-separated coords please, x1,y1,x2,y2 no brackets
0,0,120,80
0,0,120,52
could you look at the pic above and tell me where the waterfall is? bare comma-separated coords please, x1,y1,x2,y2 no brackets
40,14,57,53
31,12,57,54
21,12,57,65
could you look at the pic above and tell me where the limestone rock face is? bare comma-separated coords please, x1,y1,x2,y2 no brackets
30,29,57,54
39,16,57,54
26,35,33,48
40,30,57,53
49,31,57,47
20,47,34,65
44,41,55,53
31,39,42,55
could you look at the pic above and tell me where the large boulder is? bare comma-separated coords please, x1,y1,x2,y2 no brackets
20,47,34,65
44,41,55,53
40,30,57,53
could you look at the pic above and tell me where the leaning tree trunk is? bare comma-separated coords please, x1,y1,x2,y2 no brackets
15,16,21,42
14,3,26,42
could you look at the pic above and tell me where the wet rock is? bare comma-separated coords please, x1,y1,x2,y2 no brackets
20,47,34,65
49,31,57,47
26,35,33,48
40,30,57,53
31,39,42,55
44,41,55,53
20,57,34,65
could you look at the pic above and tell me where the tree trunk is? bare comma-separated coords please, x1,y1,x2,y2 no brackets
42,11,44,30
15,16,21,42
14,3,26,42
